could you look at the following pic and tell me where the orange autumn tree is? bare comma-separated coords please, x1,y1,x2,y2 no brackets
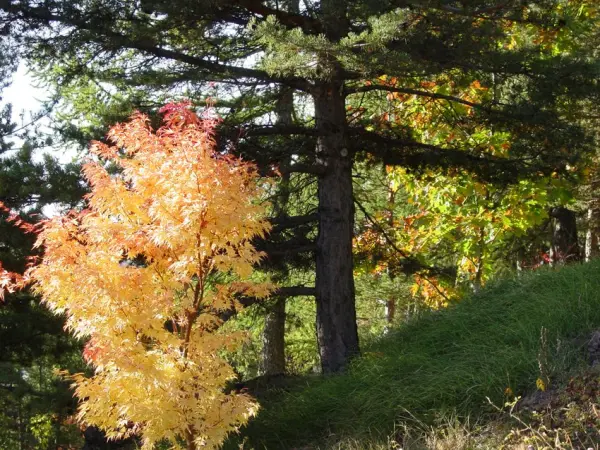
10,103,272,449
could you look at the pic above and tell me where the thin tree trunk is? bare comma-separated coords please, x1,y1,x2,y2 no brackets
471,227,486,293
385,299,396,323
313,80,359,373
385,183,396,331
261,297,286,375
185,429,195,450
550,206,580,263
260,81,296,375
585,207,596,262
516,246,524,274
384,299,395,334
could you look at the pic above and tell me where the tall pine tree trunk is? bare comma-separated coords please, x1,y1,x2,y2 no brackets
261,297,286,375
311,0,359,373
313,81,359,373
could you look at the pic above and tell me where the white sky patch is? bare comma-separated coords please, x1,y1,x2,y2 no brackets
3,63,79,164
3,64,48,115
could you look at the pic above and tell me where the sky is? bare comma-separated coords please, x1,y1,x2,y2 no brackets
4,63,47,120
4,63,78,165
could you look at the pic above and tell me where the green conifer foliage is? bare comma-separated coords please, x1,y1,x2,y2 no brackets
0,49,88,447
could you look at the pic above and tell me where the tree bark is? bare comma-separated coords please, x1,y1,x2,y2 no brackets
585,207,597,262
313,81,359,373
550,206,580,264
261,297,286,375
472,227,486,292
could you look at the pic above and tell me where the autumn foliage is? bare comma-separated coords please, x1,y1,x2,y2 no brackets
3,103,272,449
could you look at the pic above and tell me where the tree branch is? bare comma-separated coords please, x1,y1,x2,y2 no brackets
349,128,527,182
235,0,324,35
242,124,321,137
280,163,327,176
238,286,316,308
406,0,536,24
262,243,317,259
270,213,319,233
436,1,513,17
345,84,490,111
271,286,316,297
0,1,310,90
218,285,315,322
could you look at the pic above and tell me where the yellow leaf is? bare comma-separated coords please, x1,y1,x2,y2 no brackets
536,377,546,392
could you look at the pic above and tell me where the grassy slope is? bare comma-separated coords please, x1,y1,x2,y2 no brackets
230,260,600,449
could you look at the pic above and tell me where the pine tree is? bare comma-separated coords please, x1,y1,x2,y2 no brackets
2,0,599,372
0,61,87,448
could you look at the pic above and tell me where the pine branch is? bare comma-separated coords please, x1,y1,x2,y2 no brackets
349,128,533,182
345,84,490,111
236,0,324,35
260,241,317,259
0,1,310,90
273,286,316,297
405,0,538,24
242,124,321,137
280,163,327,176
218,285,316,322
270,213,319,233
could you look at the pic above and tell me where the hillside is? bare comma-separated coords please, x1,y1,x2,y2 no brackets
229,260,600,449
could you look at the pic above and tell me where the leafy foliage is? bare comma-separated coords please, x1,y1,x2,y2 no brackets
4,103,273,449
3,0,600,375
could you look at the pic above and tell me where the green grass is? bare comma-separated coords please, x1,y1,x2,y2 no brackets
227,260,600,449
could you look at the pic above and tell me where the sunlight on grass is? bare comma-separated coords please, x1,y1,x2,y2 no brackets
228,260,600,449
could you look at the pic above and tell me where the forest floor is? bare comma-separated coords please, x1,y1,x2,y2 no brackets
227,260,600,449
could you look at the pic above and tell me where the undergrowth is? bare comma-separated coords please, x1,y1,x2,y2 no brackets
227,260,600,449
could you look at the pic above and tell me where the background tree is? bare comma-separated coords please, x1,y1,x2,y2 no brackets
0,148,85,450
0,36,88,448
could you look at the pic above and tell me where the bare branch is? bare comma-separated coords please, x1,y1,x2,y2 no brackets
349,128,528,181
